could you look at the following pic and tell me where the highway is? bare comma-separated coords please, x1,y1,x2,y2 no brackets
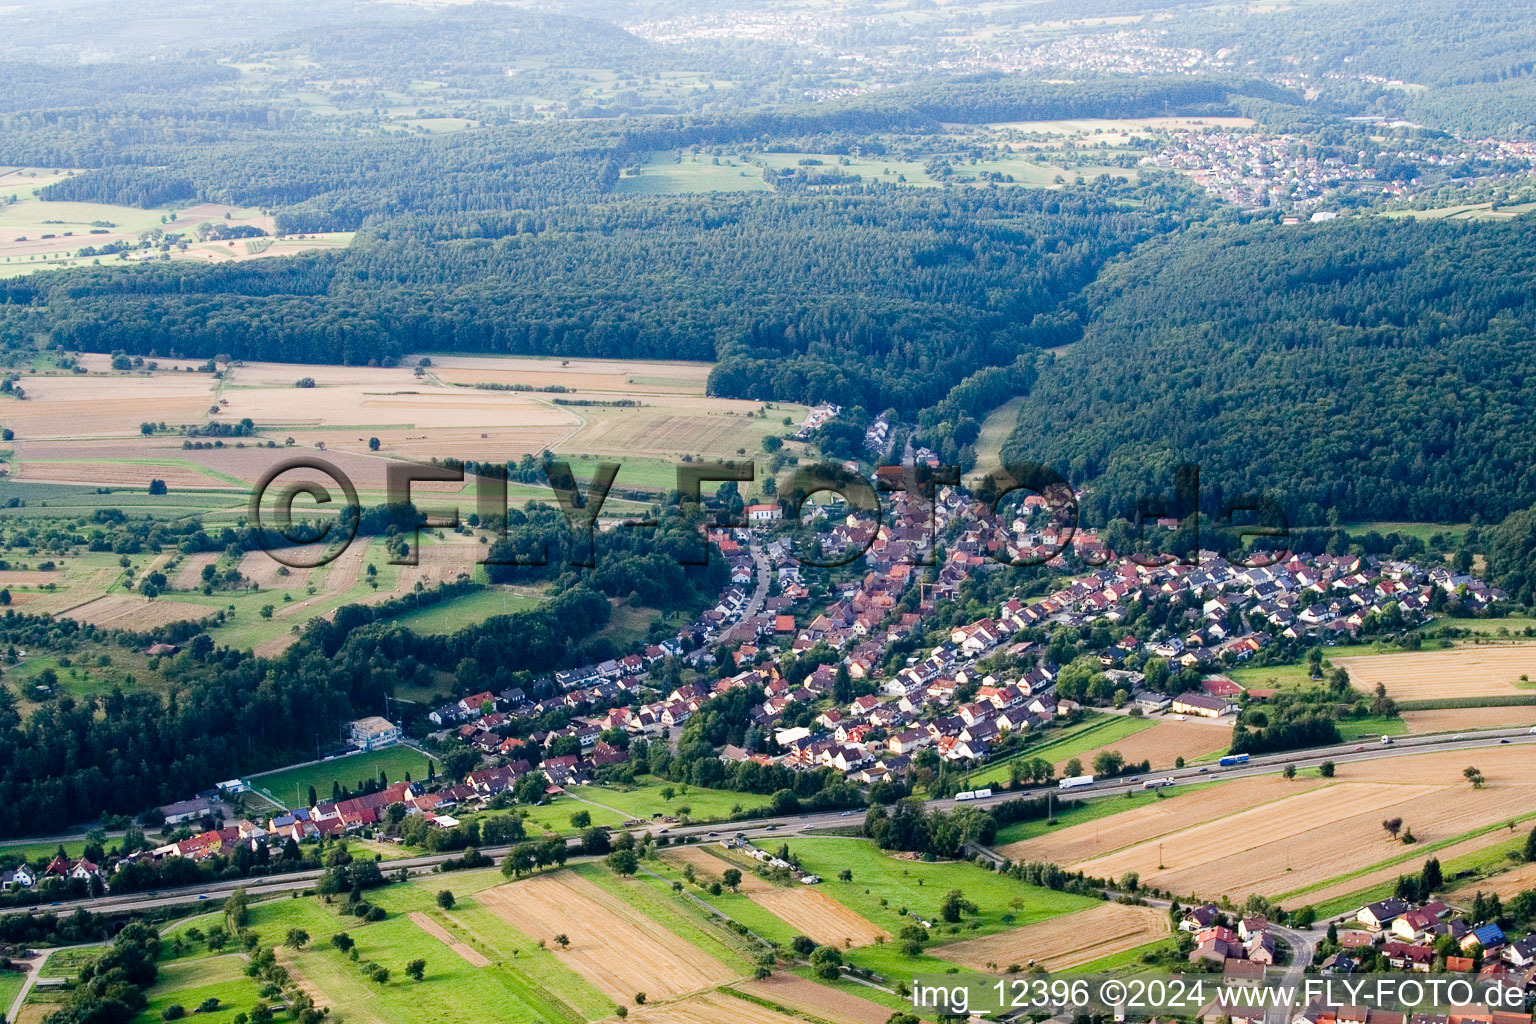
28,726,1536,916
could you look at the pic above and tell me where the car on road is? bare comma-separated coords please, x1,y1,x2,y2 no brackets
198,893,209,900
1529,726,1536,734
1198,767,1209,773
1454,735,1465,740
764,824,778,830
1354,745,1365,752
707,831,718,837
840,811,853,817
1500,739,1510,744
801,825,814,831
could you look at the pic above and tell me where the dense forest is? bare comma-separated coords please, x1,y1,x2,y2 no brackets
1004,216,1536,525
6,185,1185,410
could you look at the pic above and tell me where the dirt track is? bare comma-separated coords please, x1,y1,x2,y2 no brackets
407,911,491,967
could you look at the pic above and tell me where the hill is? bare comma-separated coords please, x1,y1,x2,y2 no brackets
1003,215,1536,525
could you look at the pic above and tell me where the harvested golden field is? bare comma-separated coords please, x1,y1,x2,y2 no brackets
608,991,803,1024
1337,648,1536,700
0,569,62,586
739,975,892,1024
938,902,1170,971
1401,706,1536,733
1072,747,1536,900
662,846,773,892
5,375,215,438
172,553,220,590
478,873,737,1002
1449,861,1536,902
238,551,313,589
997,776,1324,865
748,888,889,948
406,911,491,967
16,460,230,489
419,354,711,395
1295,827,1528,907
61,594,211,630
1056,718,1229,773
561,400,785,460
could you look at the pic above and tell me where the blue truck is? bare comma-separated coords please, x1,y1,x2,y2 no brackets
1218,753,1251,767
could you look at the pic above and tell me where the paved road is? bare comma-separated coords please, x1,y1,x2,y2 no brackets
29,728,1536,916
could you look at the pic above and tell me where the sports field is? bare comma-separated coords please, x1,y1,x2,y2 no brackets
250,746,437,807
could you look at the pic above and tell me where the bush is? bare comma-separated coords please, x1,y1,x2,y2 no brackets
163,1007,186,1021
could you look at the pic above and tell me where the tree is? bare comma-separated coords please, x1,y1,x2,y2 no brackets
1421,857,1443,894
1464,766,1486,789
940,889,976,923
436,890,455,909
1063,758,1084,779
369,437,381,451
570,810,591,829
607,849,639,876
1383,817,1403,841
405,959,426,981
285,928,309,949
148,478,168,495
809,945,844,980
1283,763,1296,779
1525,824,1536,863
1319,760,1336,778
722,868,742,891
331,933,354,953
554,934,570,948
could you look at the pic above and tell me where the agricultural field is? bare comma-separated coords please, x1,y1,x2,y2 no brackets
1057,746,1536,902
1049,716,1230,774
996,775,1326,865
614,990,805,1024
747,888,890,948
249,746,439,807
775,838,1099,942
475,870,739,1002
1337,647,1536,701
739,974,891,1024
0,168,347,279
938,902,1171,972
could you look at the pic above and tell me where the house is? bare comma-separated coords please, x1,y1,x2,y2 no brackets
1,864,35,890
458,692,497,715
1463,923,1506,952
1246,932,1277,965
746,503,782,523
345,716,401,750
1381,942,1435,972
1357,897,1412,930
1502,935,1536,967
1182,904,1220,932
1239,915,1268,941
1393,909,1441,942
1172,691,1237,718
1224,958,1266,983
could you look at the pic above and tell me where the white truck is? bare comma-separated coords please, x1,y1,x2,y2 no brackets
1142,776,1177,789
1058,775,1095,790
954,788,994,802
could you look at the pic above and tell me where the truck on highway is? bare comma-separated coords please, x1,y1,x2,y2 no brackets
1142,777,1177,789
954,788,994,801
1058,775,1095,790
1218,754,1251,767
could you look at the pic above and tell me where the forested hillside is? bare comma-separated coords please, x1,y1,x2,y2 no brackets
6,185,1184,410
1004,216,1536,525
